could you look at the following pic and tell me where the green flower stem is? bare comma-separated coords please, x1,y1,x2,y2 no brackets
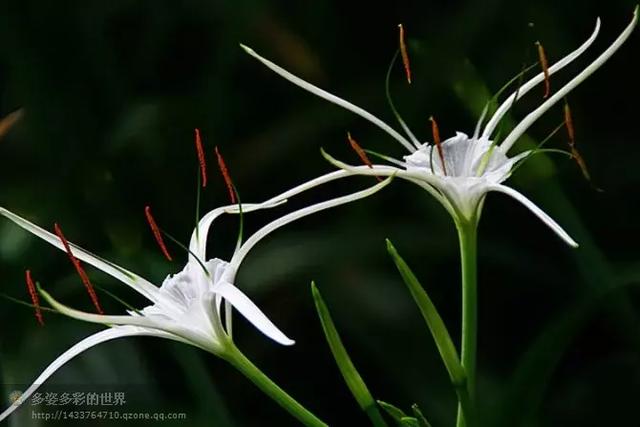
455,219,478,427
224,344,328,427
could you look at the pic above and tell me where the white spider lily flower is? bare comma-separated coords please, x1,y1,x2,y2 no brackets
0,176,391,421
242,8,638,245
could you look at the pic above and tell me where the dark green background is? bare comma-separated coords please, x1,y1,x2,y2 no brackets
1,0,639,426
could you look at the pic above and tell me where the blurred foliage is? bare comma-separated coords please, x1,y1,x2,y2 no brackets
1,0,639,426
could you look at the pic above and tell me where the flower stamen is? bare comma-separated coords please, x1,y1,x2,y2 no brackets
53,223,104,314
144,206,173,261
536,41,551,99
215,146,237,204
25,270,44,326
347,132,382,182
0,109,23,141
429,116,447,176
536,41,551,98
563,101,598,188
398,24,412,84
194,128,208,188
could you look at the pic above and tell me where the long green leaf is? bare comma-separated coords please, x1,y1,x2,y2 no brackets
311,282,388,427
385,239,465,386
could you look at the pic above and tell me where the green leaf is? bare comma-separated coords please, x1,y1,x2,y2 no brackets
411,404,432,427
312,282,388,427
400,417,420,427
378,401,407,423
385,239,465,385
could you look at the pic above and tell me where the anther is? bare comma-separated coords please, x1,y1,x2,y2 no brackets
53,223,104,314
563,101,575,146
535,41,550,98
563,101,599,189
144,206,173,262
398,24,412,84
194,128,208,188
25,270,44,326
429,116,448,176
347,132,382,182
0,109,23,141
214,146,237,204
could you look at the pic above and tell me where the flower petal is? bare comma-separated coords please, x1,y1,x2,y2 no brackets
482,18,601,139
487,184,578,247
214,280,294,346
39,287,164,328
0,207,160,303
320,149,451,207
189,201,286,266
500,10,637,152
39,287,214,348
240,44,416,153
0,327,160,422
230,175,393,270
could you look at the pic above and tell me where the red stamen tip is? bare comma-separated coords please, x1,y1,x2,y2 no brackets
214,146,237,204
53,223,104,314
25,270,44,326
144,206,173,262
194,128,208,188
536,41,551,99
562,101,597,188
347,132,382,182
429,116,447,176
563,101,575,146
398,24,412,84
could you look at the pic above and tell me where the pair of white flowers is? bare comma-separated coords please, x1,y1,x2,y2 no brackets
1,7,637,423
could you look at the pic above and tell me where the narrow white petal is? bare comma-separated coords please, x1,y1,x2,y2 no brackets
482,18,601,139
214,280,294,346
263,169,354,205
488,184,578,247
39,288,213,345
241,44,416,152
189,201,286,265
0,327,156,422
39,287,162,328
321,149,445,190
500,10,637,152
230,176,393,269
318,149,453,211
0,207,160,303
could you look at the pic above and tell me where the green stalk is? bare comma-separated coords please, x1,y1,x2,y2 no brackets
224,344,328,427
455,219,478,427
